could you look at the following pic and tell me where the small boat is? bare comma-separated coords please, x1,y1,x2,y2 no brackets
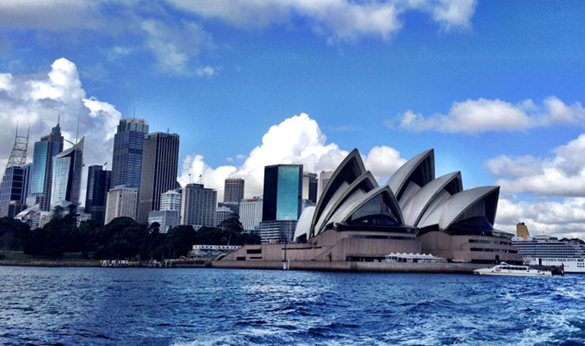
474,262,552,277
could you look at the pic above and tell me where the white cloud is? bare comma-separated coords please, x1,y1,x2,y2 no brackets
166,0,477,42
195,66,215,77
363,145,406,183
107,46,133,63
178,113,406,201
394,96,585,133
0,0,99,30
141,19,214,76
484,132,585,239
496,196,585,239
485,155,543,179
0,58,121,206
427,0,477,30
486,134,585,197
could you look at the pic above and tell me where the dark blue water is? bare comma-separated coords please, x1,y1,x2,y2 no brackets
0,267,584,345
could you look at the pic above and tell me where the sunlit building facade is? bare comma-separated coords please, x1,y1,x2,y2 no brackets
50,138,84,210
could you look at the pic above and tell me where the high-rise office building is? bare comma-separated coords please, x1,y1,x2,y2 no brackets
240,197,263,231
0,124,30,218
85,165,111,225
260,164,302,244
137,132,180,223
105,186,139,224
318,171,333,201
181,183,217,228
111,118,149,189
21,163,31,205
161,190,181,211
216,206,234,226
302,172,318,204
224,178,245,203
50,138,84,209
0,166,27,218
218,201,239,215
148,189,182,233
29,121,64,210
262,164,303,222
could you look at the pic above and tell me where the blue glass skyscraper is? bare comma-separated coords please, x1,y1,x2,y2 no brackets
111,118,149,189
262,164,303,221
29,121,64,211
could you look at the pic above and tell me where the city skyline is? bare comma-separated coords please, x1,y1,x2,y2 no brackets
1,1,585,237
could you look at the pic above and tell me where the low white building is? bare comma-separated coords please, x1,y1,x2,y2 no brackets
188,244,241,260
240,197,263,231
105,185,139,224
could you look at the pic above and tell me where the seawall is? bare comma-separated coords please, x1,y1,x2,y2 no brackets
211,260,490,273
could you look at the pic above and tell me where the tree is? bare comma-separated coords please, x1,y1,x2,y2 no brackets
23,228,46,258
52,205,65,220
154,225,198,259
0,217,31,251
142,222,165,260
92,217,149,260
219,214,243,245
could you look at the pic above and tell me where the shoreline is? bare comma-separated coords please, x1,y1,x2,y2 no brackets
0,259,488,273
0,260,101,267
0,259,565,275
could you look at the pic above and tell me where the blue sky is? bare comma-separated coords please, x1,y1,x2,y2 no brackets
2,0,585,236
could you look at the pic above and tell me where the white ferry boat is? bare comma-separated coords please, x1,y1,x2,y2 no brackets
474,263,552,277
512,223,585,274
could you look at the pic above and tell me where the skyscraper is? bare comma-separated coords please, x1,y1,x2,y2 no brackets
105,186,139,224
302,172,318,204
262,164,303,222
216,206,234,226
21,163,32,206
111,118,149,189
160,190,181,211
0,125,30,218
85,165,111,224
318,171,333,201
181,183,217,228
29,121,64,211
224,178,245,203
137,132,180,223
0,167,27,218
260,164,302,244
50,138,84,209
240,197,263,231
148,189,182,232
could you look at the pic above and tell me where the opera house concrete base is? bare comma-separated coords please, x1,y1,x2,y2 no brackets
419,231,522,265
212,258,503,273
216,227,523,273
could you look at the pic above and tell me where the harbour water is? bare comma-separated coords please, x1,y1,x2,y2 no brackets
1,267,584,345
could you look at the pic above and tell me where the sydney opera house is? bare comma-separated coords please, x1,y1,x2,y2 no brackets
220,149,523,270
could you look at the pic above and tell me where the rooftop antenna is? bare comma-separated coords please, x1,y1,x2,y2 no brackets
57,114,61,126
75,114,80,145
6,120,29,168
133,106,136,119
